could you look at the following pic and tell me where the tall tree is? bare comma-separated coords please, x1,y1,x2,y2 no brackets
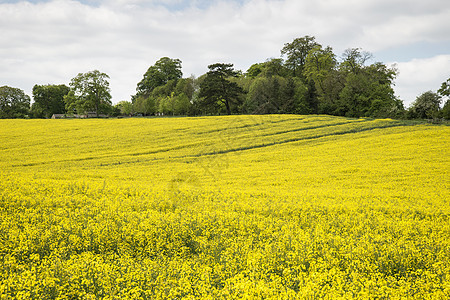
199,63,244,115
31,84,70,118
304,45,338,113
136,57,182,98
281,35,319,78
64,70,112,117
0,86,30,118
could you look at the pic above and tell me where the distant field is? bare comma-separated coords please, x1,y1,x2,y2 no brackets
1,115,449,299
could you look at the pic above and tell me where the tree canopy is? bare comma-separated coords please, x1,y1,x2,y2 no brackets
31,84,70,118
64,70,112,117
136,57,182,98
281,35,319,78
199,63,244,115
408,91,442,119
0,86,30,119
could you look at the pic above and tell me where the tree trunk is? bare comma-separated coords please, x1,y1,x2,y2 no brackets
225,100,231,115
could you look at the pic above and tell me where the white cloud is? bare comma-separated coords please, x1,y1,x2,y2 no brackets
0,0,449,105
361,10,450,51
392,55,450,107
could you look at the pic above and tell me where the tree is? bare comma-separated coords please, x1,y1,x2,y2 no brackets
340,48,373,74
429,78,450,119
0,86,30,118
199,63,244,115
244,76,303,114
304,45,337,113
438,78,449,99
115,101,134,116
408,91,442,119
281,35,319,78
136,57,182,97
159,92,176,115
303,45,401,118
134,95,156,116
441,100,450,120
246,58,289,78
291,78,313,115
337,62,400,118
31,84,70,118
246,63,264,78
64,70,112,117
245,77,276,114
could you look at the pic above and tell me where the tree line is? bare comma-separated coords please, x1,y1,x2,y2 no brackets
1,36,449,120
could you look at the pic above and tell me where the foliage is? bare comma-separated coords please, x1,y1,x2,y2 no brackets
31,84,70,118
135,57,182,98
438,78,450,120
246,58,289,79
303,47,401,118
408,91,442,119
133,95,156,116
438,78,450,98
199,63,244,115
441,100,450,120
64,70,112,117
158,92,184,115
281,35,319,78
244,76,307,114
339,48,373,74
0,115,449,298
304,45,337,91
115,100,134,116
0,86,30,118
304,45,338,113
337,62,400,118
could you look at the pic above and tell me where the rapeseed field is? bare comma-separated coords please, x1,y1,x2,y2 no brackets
0,115,449,299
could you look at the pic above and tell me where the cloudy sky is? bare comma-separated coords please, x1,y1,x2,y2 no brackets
1,0,449,106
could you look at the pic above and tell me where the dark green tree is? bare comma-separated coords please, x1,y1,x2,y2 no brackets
136,57,182,98
0,86,30,118
31,84,70,118
64,70,112,117
199,63,244,115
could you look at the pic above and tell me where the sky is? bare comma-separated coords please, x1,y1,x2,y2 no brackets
1,0,449,107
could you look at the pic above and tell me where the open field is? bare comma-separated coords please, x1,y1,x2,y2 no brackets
0,115,449,299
